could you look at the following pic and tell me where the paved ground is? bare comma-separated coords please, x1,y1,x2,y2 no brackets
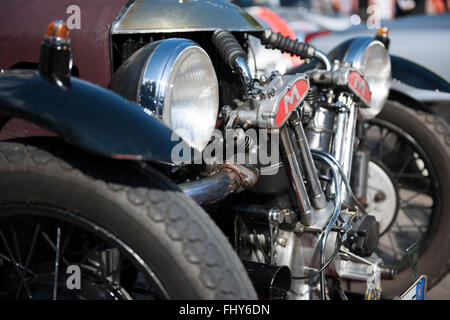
428,274,450,299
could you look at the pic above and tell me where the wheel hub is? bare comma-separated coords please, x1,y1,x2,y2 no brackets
366,161,399,235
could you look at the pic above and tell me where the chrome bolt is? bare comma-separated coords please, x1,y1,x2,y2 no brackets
277,237,288,247
268,87,276,97
270,70,280,79
281,209,295,224
259,74,268,84
269,208,284,224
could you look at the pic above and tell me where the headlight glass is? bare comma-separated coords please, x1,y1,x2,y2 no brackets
124,39,220,153
163,46,219,151
109,39,219,153
359,42,391,119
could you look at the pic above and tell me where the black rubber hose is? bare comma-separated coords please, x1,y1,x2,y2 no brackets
212,29,247,69
258,29,316,60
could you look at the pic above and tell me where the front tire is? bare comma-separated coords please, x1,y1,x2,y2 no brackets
364,101,450,297
0,138,257,300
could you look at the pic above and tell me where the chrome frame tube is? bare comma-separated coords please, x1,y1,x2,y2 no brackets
331,109,348,197
332,110,348,165
314,49,332,72
290,117,327,209
280,127,315,226
341,104,358,180
351,149,370,203
234,56,254,94
331,103,358,203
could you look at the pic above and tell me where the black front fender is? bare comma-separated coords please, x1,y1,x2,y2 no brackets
389,56,450,119
0,70,188,162
391,55,450,93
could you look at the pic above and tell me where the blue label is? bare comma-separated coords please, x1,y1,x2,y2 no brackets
415,278,425,300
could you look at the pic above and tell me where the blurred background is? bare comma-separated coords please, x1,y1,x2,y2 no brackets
233,0,450,35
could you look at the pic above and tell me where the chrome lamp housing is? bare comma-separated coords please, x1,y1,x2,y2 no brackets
329,37,391,119
110,38,219,152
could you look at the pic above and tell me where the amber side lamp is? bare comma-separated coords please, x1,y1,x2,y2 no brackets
375,26,390,49
39,20,73,87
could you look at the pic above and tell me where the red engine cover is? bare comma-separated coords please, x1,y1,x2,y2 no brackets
275,79,309,128
348,70,371,106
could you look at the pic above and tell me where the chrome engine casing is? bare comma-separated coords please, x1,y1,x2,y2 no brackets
234,73,309,129
111,0,264,35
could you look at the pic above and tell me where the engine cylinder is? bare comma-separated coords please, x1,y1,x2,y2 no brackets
304,106,335,152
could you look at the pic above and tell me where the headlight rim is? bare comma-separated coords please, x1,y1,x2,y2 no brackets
343,37,387,70
138,38,201,117
341,37,391,119
137,38,219,151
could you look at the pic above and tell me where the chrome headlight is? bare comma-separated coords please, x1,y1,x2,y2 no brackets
331,38,391,119
110,39,219,151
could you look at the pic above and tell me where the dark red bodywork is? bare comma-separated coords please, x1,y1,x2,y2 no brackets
0,0,128,87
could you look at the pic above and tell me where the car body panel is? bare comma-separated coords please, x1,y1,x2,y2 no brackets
0,70,187,162
0,0,129,88
0,0,264,89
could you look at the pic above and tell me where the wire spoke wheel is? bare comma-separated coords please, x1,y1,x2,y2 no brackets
366,117,439,271
0,138,257,300
0,204,168,300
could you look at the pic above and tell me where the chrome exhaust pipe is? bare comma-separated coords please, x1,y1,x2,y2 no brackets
179,164,258,206
243,261,291,300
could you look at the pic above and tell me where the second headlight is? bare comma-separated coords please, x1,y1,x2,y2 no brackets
344,38,391,119
328,37,391,119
